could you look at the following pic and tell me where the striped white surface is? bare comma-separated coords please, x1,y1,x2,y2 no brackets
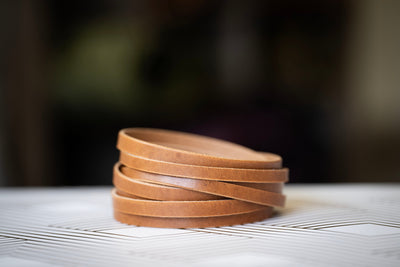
0,185,399,266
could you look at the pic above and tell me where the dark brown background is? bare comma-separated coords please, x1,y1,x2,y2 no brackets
1,0,399,186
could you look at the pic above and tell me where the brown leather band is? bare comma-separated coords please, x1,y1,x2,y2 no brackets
114,208,273,228
112,189,267,218
113,164,221,201
120,152,289,183
117,128,282,169
117,163,283,192
230,182,283,191
116,163,286,207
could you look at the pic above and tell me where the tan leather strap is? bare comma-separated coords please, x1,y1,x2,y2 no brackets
113,164,222,201
112,189,266,218
120,152,289,183
116,162,283,192
114,208,273,228
230,182,283,191
117,128,282,169
116,163,285,207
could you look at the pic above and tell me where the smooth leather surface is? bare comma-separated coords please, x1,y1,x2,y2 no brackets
120,152,289,183
117,128,282,168
113,164,222,201
114,208,273,228
112,189,268,218
116,163,286,207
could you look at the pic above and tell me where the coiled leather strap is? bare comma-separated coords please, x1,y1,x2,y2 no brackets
112,128,289,228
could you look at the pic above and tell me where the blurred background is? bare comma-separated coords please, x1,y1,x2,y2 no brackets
0,0,399,186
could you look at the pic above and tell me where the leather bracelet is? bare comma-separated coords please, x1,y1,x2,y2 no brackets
112,189,267,218
112,127,288,228
114,208,273,228
117,128,282,169
116,163,285,207
120,152,289,183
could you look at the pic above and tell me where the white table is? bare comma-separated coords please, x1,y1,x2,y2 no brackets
0,184,399,266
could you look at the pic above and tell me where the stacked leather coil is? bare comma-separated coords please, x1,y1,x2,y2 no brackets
112,128,289,228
